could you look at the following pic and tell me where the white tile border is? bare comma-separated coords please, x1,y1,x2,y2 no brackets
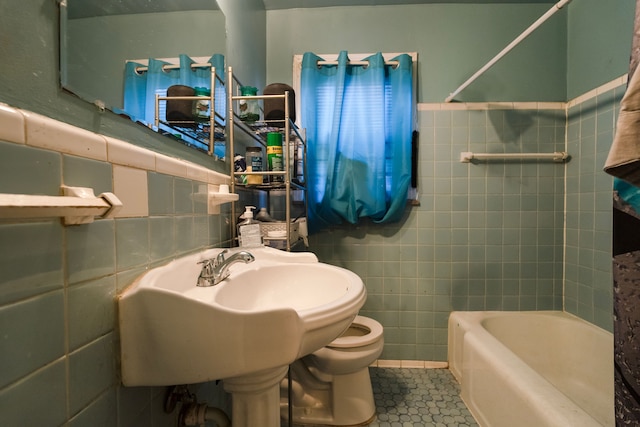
0,102,229,186
22,110,108,161
418,101,564,112
105,136,156,171
2,74,627,183
0,103,26,144
419,74,627,112
371,359,449,369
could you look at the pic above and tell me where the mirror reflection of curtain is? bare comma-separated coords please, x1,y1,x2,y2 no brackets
121,53,225,152
301,51,414,233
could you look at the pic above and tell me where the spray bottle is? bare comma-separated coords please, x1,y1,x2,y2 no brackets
237,206,262,248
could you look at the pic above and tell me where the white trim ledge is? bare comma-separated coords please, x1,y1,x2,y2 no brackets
0,103,230,187
371,359,449,369
419,74,628,112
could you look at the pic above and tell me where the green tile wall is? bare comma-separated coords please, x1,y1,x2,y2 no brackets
311,105,570,361
0,93,621,425
565,87,621,331
0,141,232,426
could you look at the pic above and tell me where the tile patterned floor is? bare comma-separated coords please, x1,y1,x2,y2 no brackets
283,367,478,427
368,368,478,427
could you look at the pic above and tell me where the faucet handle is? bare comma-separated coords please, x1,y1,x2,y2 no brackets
197,258,215,274
215,249,229,266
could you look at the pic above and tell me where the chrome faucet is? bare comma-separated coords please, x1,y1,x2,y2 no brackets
197,249,255,287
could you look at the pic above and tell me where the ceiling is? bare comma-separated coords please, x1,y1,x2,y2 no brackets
69,0,557,19
262,0,556,9
67,0,219,19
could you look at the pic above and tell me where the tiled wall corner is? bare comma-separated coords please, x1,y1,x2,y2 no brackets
313,81,619,359
564,81,621,332
313,101,567,361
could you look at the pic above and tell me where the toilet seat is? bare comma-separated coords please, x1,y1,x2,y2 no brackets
326,315,383,349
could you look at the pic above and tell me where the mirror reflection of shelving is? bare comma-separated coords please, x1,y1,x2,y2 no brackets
154,65,226,158
61,2,226,162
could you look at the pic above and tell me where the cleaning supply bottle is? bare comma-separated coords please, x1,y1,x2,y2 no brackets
266,132,284,183
237,206,262,247
256,207,276,222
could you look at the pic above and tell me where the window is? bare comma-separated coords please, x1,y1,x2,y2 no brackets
296,51,417,231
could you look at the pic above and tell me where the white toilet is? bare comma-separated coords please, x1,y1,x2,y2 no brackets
281,315,384,426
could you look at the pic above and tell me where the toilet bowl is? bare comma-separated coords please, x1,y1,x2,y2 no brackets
281,315,384,426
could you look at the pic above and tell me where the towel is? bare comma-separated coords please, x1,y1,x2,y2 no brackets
604,68,640,186
605,6,640,186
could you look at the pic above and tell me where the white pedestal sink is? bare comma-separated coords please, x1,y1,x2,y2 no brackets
118,246,366,427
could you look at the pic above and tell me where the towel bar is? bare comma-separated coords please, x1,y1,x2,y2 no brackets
460,151,569,163
0,185,123,225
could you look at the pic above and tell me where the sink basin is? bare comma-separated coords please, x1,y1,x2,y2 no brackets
118,247,366,386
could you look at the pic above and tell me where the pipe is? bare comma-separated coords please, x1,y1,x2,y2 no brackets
460,151,569,163
445,0,573,102
279,377,322,408
180,403,231,427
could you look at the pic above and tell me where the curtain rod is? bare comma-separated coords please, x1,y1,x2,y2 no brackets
317,60,399,67
134,62,214,73
445,0,573,102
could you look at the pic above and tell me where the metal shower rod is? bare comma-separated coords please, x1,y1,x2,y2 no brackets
445,0,573,103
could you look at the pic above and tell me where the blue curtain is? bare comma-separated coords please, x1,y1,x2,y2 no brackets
120,54,225,155
301,51,413,232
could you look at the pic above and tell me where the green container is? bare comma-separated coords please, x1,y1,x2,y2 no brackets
239,86,260,123
266,132,284,182
192,87,211,121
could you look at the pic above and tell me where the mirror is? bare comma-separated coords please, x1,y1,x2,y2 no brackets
60,0,227,159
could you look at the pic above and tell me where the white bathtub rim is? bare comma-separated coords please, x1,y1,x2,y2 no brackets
461,328,605,427
449,310,613,427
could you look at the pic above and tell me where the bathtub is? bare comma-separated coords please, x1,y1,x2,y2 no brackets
448,311,613,427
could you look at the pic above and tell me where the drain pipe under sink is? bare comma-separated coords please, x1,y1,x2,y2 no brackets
280,377,323,409
180,402,231,427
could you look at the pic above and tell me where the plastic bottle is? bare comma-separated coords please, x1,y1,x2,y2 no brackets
234,154,247,185
237,206,262,247
267,132,284,183
245,146,263,185
256,207,276,222
239,86,260,123
192,87,211,121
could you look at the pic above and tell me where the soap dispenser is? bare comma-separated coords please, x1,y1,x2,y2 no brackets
237,206,262,248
